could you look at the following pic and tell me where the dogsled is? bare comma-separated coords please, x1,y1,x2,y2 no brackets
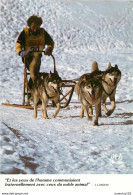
2,52,76,109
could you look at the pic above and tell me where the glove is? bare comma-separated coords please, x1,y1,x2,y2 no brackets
20,50,29,57
45,47,53,56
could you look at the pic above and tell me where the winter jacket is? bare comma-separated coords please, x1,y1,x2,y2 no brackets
16,28,54,55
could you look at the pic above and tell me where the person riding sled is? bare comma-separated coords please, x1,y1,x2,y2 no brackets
16,15,55,82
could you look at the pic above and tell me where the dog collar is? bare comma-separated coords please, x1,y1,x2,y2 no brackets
82,93,94,104
102,85,116,96
44,86,56,99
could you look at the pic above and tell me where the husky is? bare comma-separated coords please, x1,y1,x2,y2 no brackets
75,73,103,126
91,61,121,116
30,71,62,118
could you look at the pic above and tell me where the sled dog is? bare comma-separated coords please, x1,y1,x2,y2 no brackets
30,71,62,118
91,61,121,116
75,73,103,126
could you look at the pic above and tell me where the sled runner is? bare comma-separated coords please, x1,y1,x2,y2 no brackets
2,52,75,109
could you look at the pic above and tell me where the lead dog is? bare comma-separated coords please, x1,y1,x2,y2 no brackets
90,61,121,116
75,73,103,126
30,71,62,118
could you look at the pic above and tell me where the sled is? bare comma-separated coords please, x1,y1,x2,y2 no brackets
2,52,75,109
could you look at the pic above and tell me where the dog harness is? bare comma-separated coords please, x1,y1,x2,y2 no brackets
44,85,56,100
24,28,45,52
102,80,117,96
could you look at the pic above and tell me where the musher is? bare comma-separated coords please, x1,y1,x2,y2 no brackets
16,15,54,82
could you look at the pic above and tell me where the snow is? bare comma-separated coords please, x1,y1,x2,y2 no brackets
0,0,133,174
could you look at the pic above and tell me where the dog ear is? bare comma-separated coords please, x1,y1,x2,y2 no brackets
115,64,118,69
48,71,52,78
107,62,111,70
55,70,59,76
49,71,52,76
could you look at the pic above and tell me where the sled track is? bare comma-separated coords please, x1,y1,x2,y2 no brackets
1,99,133,110
3,122,30,141
2,122,40,174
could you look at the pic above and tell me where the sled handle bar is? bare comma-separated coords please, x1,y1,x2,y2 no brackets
29,51,56,73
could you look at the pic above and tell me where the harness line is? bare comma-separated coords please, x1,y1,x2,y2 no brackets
102,80,117,96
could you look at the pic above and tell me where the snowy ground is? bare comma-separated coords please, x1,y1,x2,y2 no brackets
0,0,133,174
0,100,133,174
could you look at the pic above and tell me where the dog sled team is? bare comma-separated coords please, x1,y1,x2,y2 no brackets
75,61,121,126
25,59,121,126
16,15,121,125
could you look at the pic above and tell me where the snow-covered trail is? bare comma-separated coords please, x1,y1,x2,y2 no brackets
1,100,133,174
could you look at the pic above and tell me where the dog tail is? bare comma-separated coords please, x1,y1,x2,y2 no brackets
91,61,99,72
74,83,80,95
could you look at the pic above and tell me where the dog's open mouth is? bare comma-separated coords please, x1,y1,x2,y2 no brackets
88,92,95,101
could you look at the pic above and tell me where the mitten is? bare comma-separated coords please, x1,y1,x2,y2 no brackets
20,50,29,57
45,47,53,56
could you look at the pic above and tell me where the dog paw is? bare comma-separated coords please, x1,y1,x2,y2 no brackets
87,116,92,121
43,115,49,119
80,111,84,118
45,117,50,119
106,110,113,116
34,114,37,118
93,122,98,126
52,115,56,118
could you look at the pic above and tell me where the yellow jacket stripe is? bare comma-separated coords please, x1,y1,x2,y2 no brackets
16,28,54,55
16,42,22,55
